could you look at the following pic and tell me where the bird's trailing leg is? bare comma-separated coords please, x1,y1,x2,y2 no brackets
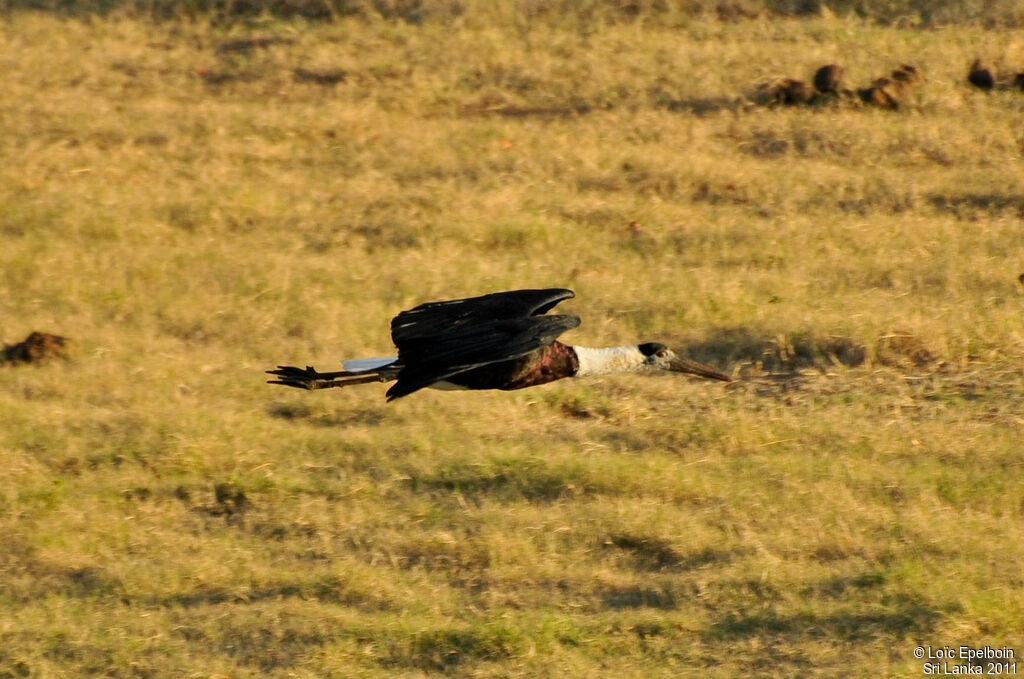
266,365,388,390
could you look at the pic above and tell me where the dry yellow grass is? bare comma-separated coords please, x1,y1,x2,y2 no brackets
1,8,1024,678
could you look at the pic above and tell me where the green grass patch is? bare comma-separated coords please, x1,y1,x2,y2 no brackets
1,9,1023,678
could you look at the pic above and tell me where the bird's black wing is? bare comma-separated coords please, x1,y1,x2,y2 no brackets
390,288,575,346
385,288,579,400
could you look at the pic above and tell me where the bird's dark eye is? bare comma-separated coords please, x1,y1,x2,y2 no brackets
656,349,667,358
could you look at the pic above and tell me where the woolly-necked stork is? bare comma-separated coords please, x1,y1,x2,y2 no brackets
267,288,732,401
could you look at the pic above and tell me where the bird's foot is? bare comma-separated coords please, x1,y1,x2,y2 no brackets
266,365,324,389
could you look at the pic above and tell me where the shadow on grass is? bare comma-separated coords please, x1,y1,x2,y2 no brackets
459,102,593,119
602,585,678,610
3,559,125,603
606,534,738,572
376,624,522,672
657,95,750,116
682,326,868,372
679,324,936,373
266,403,385,427
155,575,392,611
928,192,1024,220
809,571,886,598
406,457,611,502
707,597,944,642
1,0,426,21
5,0,1020,26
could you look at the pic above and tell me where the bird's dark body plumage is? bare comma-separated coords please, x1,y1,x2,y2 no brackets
443,340,580,392
383,288,580,400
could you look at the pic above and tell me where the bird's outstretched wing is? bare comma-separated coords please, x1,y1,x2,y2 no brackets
391,288,575,343
385,288,579,400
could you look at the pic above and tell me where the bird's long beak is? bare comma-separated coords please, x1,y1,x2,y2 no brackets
668,352,734,382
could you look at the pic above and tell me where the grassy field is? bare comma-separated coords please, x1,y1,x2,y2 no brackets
2,7,1024,677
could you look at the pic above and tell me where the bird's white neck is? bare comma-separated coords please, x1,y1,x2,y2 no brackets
572,345,646,377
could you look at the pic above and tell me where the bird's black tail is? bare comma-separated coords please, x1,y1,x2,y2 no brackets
266,364,397,390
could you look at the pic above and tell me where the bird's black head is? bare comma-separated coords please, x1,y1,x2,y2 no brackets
638,342,668,358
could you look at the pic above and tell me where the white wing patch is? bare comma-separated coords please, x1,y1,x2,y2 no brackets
341,357,398,373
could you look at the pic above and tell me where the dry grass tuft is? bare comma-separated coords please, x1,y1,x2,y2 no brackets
876,331,937,368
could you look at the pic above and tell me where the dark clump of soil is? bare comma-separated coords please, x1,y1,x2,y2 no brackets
965,59,1024,91
755,62,923,110
857,65,924,109
813,64,844,94
968,59,994,90
858,79,901,109
2,332,74,364
762,78,813,106
891,63,922,86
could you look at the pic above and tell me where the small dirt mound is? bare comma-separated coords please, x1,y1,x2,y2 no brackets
813,64,844,94
891,63,922,86
2,332,73,364
876,332,935,367
858,63,924,109
754,63,922,110
858,80,901,109
968,59,994,90
755,78,813,106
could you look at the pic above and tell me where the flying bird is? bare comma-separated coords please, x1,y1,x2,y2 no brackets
267,288,733,401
